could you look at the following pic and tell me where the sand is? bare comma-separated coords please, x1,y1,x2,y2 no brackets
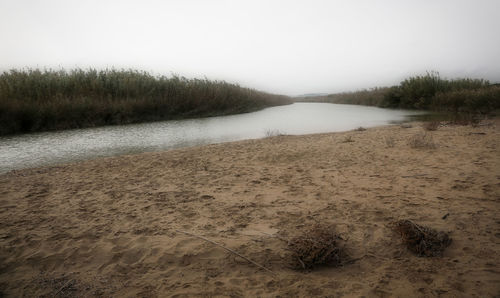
0,121,499,297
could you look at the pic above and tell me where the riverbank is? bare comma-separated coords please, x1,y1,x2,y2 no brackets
0,121,499,296
0,103,422,174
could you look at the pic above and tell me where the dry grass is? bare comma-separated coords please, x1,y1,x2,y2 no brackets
287,224,345,270
407,132,437,149
0,68,291,135
448,113,484,126
265,129,286,138
432,85,500,113
385,136,396,148
392,220,452,257
342,135,355,143
423,121,440,131
300,73,495,112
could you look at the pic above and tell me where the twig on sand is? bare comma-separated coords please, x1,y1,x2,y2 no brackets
261,231,289,244
175,230,276,276
54,279,74,297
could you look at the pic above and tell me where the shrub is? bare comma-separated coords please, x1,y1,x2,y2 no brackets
264,129,286,137
385,136,396,148
423,121,440,131
342,135,354,143
288,224,345,269
392,220,452,257
407,132,437,149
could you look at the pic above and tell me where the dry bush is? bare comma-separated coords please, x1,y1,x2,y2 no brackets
265,129,286,137
407,132,437,149
287,224,345,270
392,220,452,257
342,135,354,143
449,113,483,126
423,121,440,131
354,126,366,131
385,136,396,148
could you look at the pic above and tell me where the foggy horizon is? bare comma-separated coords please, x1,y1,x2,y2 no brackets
1,0,500,96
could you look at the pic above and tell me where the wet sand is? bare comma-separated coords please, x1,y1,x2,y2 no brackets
0,121,499,297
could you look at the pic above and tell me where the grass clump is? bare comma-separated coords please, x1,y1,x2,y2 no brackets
341,135,354,143
423,121,440,131
407,132,437,149
392,220,452,257
287,224,345,270
264,129,286,138
0,68,291,135
385,136,396,148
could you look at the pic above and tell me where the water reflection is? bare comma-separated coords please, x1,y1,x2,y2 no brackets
0,103,424,172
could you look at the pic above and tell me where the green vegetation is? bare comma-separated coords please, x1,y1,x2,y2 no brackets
0,68,291,135
383,72,490,109
298,87,389,107
432,86,500,113
299,72,499,114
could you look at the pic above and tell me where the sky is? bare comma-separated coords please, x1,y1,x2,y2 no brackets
1,0,499,96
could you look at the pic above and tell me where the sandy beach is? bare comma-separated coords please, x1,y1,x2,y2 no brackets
0,121,499,297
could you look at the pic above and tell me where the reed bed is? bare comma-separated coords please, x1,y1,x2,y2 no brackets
431,85,500,113
298,72,499,114
0,68,291,135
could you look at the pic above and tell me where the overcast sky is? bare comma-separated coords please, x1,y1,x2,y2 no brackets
1,0,499,95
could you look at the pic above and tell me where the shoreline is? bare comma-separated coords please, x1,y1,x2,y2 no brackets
0,120,499,296
0,121,394,175
0,102,424,174
0,101,294,138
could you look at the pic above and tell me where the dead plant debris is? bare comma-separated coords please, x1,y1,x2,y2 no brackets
392,220,452,257
176,230,275,276
423,121,440,131
407,132,437,149
287,224,345,270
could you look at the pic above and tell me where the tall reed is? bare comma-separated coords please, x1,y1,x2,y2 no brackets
386,71,489,109
297,72,497,113
431,85,500,113
0,68,291,135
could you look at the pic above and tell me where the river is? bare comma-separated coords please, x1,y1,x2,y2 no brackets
0,103,424,173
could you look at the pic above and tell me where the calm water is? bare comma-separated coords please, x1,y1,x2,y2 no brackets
0,103,424,173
